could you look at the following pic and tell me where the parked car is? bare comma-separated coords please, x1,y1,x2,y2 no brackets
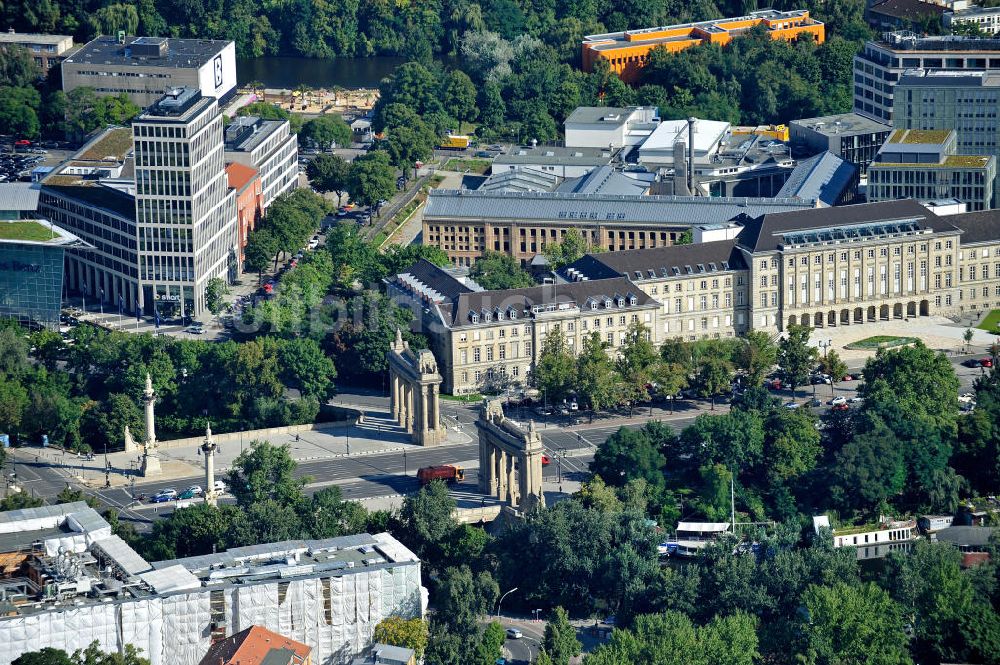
150,488,177,503
832,402,850,411
505,628,522,640
981,357,994,368
807,397,822,407
213,480,227,494
848,396,864,404
541,455,551,466
841,374,854,382
784,401,801,409
829,396,847,406
963,358,982,368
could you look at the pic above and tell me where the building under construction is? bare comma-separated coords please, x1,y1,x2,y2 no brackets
0,503,424,665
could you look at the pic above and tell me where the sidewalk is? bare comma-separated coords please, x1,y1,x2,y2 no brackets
11,410,474,490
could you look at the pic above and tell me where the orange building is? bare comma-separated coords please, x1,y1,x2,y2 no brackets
199,625,312,665
226,162,263,264
582,9,825,83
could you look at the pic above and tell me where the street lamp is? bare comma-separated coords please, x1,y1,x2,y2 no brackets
818,339,833,360
403,449,407,476
496,587,519,618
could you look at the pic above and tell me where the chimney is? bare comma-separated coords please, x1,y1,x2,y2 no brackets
687,117,696,195
672,142,690,196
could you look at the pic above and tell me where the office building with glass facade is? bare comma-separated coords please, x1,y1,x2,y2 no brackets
0,219,88,329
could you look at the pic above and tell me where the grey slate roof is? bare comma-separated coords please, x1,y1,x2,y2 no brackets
424,190,816,226
480,168,561,193
935,526,995,548
776,152,857,206
946,209,1000,244
0,183,40,212
395,258,474,302
736,199,942,253
555,165,650,196
567,239,747,282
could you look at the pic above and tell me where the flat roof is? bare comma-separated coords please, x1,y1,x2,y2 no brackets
77,127,134,162
641,118,731,154
0,219,88,247
64,34,231,69
425,189,815,226
494,146,614,167
584,9,821,49
791,112,891,136
0,32,71,46
887,128,952,145
565,106,634,126
898,69,1000,88
872,31,1000,53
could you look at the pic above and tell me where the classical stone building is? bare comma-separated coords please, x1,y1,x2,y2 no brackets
387,329,447,446
386,260,661,395
396,199,1000,393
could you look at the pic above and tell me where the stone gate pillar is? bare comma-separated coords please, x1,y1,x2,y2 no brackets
386,329,447,446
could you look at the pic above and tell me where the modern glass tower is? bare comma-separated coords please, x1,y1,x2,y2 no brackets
132,87,237,318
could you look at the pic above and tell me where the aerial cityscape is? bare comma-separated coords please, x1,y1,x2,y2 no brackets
0,0,999,663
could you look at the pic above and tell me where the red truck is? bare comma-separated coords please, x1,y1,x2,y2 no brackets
417,465,465,485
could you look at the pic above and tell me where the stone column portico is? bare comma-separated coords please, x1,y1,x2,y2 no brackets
387,329,447,446
476,398,545,513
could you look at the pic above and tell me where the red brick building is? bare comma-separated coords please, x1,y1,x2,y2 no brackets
226,162,262,264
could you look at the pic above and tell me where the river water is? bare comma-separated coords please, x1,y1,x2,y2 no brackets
236,56,409,90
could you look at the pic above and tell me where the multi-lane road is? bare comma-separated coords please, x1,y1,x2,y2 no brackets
9,353,991,528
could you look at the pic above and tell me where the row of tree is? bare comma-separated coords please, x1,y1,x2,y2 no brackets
0,320,336,453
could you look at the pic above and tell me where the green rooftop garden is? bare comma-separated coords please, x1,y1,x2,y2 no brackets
0,221,58,242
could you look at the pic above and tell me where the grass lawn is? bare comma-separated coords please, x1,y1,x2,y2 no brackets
845,335,919,350
977,309,1000,333
442,158,491,175
0,221,58,242
441,393,483,402
428,174,446,188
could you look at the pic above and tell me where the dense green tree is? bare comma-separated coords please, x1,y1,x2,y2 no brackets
226,440,306,508
534,326,576,404
693,355,732,410
244,229,278,283
591,422,669,492
542,229,598,269
204,277,229,316
374,617,429,659
737,330,777,386
828,423,906,518
346,150,396,211
0,86,39,138
544,606,582,665
0,45,39,88
397,480,457,566
300,114,352,149
474,622,506,665
778,324,817,399
306,153,350,206
12,648,75,665
819,349,848,399
383,124,434,178
80,392,143,454
617,322,661,407
468,250,534,289
798,582,912,665
442,69,478,126
576,332,621,415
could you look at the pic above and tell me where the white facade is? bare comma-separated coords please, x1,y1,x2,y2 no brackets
638,118,731,168
133,89,238,317
224,117,299,208
945,7,1000,34
564,106,659,148
0,503,424,665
